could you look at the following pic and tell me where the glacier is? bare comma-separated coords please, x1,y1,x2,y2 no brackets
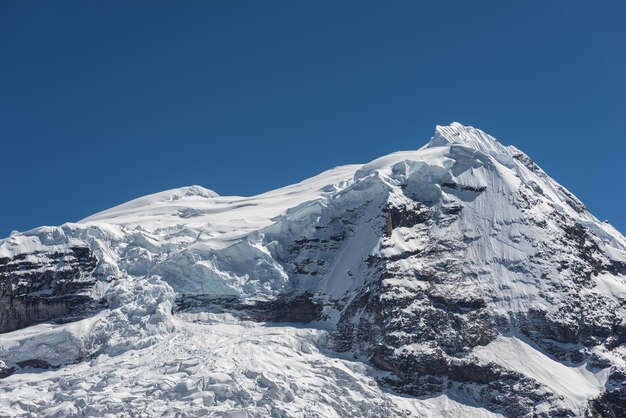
1,122,625,417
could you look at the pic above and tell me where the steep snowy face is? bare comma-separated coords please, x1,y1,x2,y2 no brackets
305,126,626,416
426,122,512,155
1,123,626,417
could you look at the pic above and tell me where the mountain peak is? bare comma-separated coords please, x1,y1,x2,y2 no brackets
3,123,626,417
425,122,510,157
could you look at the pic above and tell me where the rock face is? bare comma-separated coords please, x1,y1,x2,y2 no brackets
1,123,625,417
326,198,626,416
0,246,99,333
175,292,323,323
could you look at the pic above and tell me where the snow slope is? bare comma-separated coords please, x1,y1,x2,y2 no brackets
83,165,361,248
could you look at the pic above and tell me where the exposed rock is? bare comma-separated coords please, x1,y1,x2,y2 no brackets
176,292,323,323
0,246,99,333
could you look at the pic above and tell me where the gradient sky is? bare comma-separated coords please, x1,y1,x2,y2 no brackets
1,1,625,237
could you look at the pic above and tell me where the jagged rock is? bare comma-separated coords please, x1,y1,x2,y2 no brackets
0,246,99,333
176,292,323,323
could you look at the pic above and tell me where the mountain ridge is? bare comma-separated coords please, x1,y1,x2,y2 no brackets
1,123,625,417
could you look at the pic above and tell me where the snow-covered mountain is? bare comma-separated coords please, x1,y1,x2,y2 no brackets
1,123,625,417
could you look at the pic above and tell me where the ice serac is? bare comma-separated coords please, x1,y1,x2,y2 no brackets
1,123,626,417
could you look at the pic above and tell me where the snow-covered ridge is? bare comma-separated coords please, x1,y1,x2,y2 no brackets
84,185,220,219
80,165,361,246
426,122,511,156
1,122,626,417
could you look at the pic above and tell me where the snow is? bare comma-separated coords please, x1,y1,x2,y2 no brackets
2,123,623,301
0,303,499,417
82,166,361,249
593,273,626,303
472,335,609,414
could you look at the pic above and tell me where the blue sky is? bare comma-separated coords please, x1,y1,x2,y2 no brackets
1,1,625,237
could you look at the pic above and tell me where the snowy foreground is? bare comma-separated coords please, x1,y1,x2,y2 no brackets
0,309,498,417
1,123,625,417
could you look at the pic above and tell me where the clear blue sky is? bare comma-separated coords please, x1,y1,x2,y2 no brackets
1,1,625,237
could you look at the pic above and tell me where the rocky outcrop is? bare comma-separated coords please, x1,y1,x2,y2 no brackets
176,292,323,323
0,246,100,333
587,368,626,418
325,195,626,417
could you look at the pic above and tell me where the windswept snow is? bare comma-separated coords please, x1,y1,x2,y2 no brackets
82,166,361,248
